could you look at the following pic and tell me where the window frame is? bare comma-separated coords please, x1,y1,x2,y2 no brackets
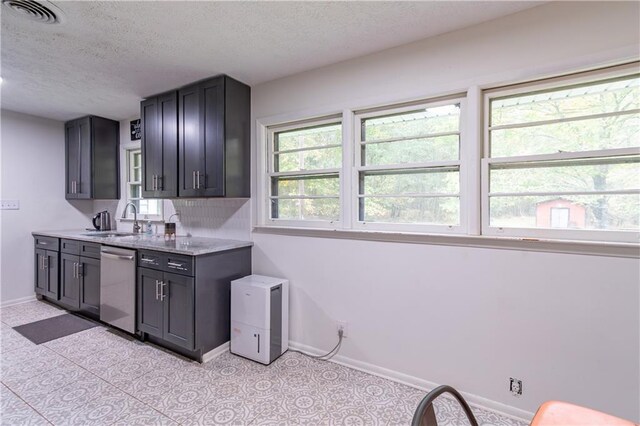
352,96,468,234
256,62,639,247
124,147,163,221
265,115,344,229
482,64,640,243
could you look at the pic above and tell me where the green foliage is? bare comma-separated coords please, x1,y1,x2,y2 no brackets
489,75,640,230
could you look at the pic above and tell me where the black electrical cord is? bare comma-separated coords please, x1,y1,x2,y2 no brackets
290,328,344,361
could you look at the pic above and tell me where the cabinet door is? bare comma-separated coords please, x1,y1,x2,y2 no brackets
178,84,204,197
201,78,225,197
60,254,80,309
141,97,159,197
46,250,59,300
34,249,46,295
162,272,194,349
65,120,80,199
137,267,164,338
158,91,178,198
76,117,92,199
79,256,100,317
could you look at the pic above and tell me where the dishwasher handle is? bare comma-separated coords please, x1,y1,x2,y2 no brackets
101,251,135,261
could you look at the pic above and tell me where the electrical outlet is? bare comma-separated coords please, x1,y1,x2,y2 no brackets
336,321,348,338
0,200,20,210
510,378,523,397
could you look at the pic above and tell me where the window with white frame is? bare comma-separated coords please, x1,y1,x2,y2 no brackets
354,97,464,232
267,118,342,225
126,148,162,219
484,69,640,242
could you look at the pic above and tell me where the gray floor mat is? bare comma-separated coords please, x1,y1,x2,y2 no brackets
13,313,98,344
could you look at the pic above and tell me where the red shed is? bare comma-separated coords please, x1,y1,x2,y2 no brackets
536,198,586,229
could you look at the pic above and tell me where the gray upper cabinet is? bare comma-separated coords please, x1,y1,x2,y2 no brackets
178,76,250,198
65,116,120,200
141,91,178,198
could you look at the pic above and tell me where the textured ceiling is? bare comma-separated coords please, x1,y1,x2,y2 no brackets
1,1,542,121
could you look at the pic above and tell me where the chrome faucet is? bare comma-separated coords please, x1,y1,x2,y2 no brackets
122,202,141,234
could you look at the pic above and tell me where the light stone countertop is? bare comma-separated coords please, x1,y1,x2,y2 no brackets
32,230,253,256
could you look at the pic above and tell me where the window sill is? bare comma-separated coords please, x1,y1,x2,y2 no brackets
252,226,640,259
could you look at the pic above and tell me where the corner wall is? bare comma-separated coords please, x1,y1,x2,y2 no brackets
251,2,640,421
0,110,95,304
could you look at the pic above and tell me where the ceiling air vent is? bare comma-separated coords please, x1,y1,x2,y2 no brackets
2,0,64,24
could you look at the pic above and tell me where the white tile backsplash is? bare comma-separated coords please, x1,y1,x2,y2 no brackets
166,198,251,241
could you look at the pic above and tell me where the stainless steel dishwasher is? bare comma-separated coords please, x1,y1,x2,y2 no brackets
100,246,136,333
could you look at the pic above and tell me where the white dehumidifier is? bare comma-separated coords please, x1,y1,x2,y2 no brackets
230,274,289,364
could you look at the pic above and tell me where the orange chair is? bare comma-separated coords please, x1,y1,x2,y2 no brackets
412,387,639,426
531,401,638,426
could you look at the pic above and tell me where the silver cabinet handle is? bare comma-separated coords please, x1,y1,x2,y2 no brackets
196,171,201,189
167,262,186,270
72,262,77,279
43,257,48,269
157,174,162,191
40,241,48,246
155,279,160,300
101,252,135,260
160,281,166,301
77,263,83,277
192,171,196,189
141,258,155,263
39,256,43,270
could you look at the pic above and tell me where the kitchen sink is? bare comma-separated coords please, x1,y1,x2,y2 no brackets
82,231,138,238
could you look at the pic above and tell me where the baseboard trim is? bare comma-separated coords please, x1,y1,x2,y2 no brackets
289,340,534,423
0,295,37,308
201,341,230,363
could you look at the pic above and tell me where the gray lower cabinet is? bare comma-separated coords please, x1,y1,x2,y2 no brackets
79,257,101,317
137,247,251,361
138,267,164,338
60,254,81,309
163,272,195,349
56,239,101,318
60,255,101,315
35,248,59,299
138,267,195,349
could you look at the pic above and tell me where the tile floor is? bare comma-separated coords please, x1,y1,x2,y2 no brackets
0,301,527,426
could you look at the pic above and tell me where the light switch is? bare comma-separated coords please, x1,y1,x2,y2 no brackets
1,200,20,210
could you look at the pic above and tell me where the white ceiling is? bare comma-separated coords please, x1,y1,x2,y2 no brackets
1,1,542,121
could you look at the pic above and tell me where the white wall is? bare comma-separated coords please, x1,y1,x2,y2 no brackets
0,110,96,304
251,2,640,421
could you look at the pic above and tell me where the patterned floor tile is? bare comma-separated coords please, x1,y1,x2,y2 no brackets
29,373,121,425
1,349,75,388
0,301,527,426
0,326,37,355
0,384,50,426
187,399,255,425
3,363,87,402
110,400,177,426
58,389,145,426
0,301,65,327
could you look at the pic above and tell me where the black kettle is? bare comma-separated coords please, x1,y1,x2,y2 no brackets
92,211,111,231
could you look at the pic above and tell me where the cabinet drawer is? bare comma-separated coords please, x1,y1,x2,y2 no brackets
34,235,59,251
80,242,101,259
138,250,163,271
164,254,194,276
61,239,81,255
